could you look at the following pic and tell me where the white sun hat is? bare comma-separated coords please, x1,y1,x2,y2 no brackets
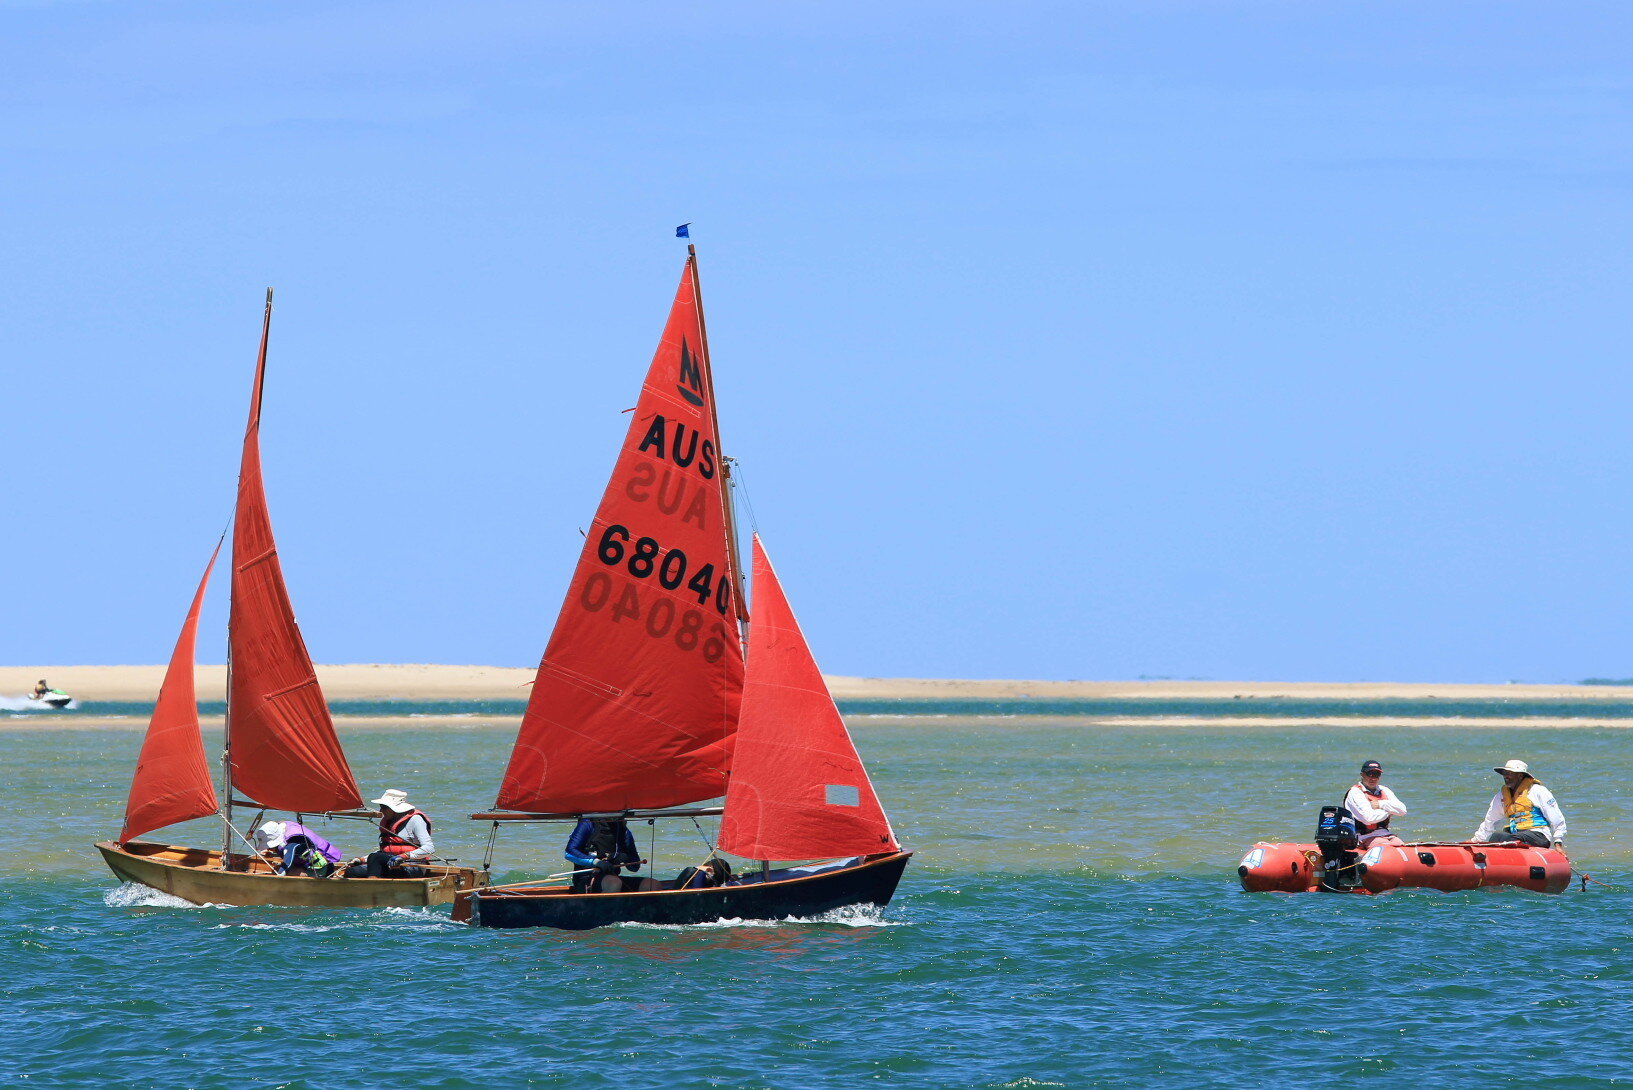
1493,760,1530,775
370,788,414,812
256,821,287,850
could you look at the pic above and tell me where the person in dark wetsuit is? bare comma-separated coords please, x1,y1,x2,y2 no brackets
674,858,733,890
564,817,642,893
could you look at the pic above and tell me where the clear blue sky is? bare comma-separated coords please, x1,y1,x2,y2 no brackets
4,2,1630,683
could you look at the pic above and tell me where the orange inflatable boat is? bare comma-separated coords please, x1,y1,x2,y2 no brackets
1238,839,1572,895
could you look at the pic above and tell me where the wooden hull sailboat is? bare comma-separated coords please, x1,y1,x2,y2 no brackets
462,250,910,930
97,840,480,908
99,291,477,908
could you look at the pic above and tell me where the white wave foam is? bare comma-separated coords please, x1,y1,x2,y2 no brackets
0,694,78,712
104,883,207,908
368,907,460,928
618,903,907,931
210,908,455,932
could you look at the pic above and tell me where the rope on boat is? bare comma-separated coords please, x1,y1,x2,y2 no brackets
1580,871,1616,891
725,456,760,535
481,821,500,873
690,816,716,854
217,812,272,871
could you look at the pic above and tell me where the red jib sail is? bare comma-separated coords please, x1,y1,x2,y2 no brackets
719,536,899,861
120,544,223,844
497,256,745,812
227,293,362,813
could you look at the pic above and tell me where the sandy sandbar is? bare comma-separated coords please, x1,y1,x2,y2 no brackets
3,664,1631,705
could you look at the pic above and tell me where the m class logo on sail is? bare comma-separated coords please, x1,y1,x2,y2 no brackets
677,337,706,407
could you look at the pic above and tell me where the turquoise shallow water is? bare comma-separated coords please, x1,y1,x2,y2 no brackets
9,712,1633,1087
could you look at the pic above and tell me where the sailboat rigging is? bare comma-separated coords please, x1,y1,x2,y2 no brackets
458,250,911,929
97,291,483,908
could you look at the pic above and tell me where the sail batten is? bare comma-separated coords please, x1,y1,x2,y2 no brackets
119,544,224,844
497,257,746,813
225,294,362,814
718,537,899,861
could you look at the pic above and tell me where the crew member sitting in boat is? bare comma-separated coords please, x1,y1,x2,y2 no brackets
1344,760,1408,845
674,857,733,890
564,817,643,893
1473,760,1567,850
254,820,345,877
345,789,436,878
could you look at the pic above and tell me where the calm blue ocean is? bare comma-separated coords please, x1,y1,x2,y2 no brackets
8,705,1633,1088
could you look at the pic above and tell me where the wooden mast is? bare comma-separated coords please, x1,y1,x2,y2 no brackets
221,286,274,864
688,244,763,876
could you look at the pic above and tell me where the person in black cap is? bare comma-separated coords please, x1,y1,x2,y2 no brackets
1343,760,1407,845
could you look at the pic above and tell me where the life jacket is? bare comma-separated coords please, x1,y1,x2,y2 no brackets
379,808,431,855
1503,776,1550,834
284,822,344,864
1349,783,1391,834
585,820,636,865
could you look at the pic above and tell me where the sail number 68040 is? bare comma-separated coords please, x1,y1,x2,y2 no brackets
595,524,732,616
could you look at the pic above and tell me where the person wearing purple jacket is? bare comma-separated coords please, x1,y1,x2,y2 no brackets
254,820,345,878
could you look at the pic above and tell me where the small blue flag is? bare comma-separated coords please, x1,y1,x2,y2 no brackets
676,223,691,238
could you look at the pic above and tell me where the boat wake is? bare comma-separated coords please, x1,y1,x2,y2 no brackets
104,883,206,909
618,903,907,931
209,908,456,933
0,694,78,712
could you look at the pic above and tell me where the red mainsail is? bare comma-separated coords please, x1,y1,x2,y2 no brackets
227,292,362,813
719,536,899,861
120,544,223,844
497,256,745,812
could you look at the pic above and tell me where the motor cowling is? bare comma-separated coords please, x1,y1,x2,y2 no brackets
1314,805,1362,892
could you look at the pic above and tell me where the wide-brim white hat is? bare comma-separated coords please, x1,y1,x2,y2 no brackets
257,820,287,849
370,788,414,812
1493,759,1530,775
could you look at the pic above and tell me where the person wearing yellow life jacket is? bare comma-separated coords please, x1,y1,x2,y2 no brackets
1343,759,1408,845
343,788,436,878
1472,760,1567,851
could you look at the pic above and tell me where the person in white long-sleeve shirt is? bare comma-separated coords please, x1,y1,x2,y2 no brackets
1473,760,1566,851
1344,760,1408,844
343,788,437,878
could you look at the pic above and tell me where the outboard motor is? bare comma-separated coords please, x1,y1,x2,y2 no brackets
1314,805,1362,893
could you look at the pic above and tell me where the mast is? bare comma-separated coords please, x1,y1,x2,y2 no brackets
687,245,751,634
222,286,274,860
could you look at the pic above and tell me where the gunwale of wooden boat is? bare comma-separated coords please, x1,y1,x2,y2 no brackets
457,849,912,929
96,839,486,908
